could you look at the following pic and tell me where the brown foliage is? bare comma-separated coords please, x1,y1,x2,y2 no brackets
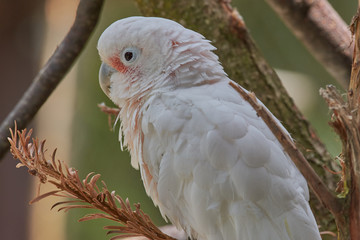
8,123,175,240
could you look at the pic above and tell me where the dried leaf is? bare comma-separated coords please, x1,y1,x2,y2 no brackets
16,163,25,168
51,200,84,210
29,190,62,204
79,213,117,222
58,204,95,212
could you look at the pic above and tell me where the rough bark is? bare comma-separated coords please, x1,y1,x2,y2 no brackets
348,9,360,240
265,0,353,88
135,0,337,232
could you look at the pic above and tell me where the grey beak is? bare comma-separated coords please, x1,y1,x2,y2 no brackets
99,62,116,97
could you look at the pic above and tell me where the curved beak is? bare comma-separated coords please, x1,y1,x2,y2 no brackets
99,62,116,97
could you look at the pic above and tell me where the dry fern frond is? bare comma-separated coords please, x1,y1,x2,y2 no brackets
8,123,175,240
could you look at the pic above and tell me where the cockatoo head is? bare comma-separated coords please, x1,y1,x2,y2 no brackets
97,16,226,107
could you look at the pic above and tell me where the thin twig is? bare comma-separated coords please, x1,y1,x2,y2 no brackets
264,0,353,88
98,103,121,116
0,0,104,160
98,103,121,129
229,81,343,216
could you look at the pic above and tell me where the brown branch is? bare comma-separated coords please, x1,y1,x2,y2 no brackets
265,0,353,88
320,85,358,239
348,7,360,239
350,9,360,97
229,81,343,216
0,0,104,161
8,124,176,240
234,82,350,238
317,8,360,238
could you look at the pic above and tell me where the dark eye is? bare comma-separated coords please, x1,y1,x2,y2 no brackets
121,47,140,64
124,51,133,61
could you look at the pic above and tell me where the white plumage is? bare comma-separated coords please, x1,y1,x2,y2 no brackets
97,16,321,240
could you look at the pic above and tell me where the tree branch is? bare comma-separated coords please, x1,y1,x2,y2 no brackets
265,0,353,88
0,0,104,160
315,7,360,239
348,7,360,239
229,81,344,228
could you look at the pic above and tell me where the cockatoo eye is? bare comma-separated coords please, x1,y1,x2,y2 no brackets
121,47,140,64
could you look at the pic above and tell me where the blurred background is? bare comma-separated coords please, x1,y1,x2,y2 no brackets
0,0,356,239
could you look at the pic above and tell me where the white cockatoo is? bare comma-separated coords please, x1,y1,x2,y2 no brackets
97,17,321,240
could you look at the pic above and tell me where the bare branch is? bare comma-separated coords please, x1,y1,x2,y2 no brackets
350,9,360,96
265,0,353,88
318,7,360,233
229,81,343,216
0,0,104,160
234,80,355,238
347,7,360,239
320,85,356,239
